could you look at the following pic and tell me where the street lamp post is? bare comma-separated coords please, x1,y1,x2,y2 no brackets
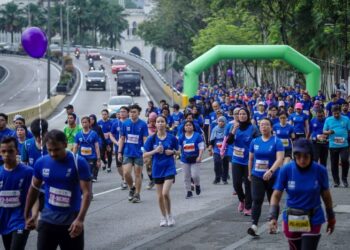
27,0,31,26
47,0,51,99
66,0,70,55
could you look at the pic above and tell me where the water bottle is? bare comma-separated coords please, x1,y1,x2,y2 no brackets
158,141,163,154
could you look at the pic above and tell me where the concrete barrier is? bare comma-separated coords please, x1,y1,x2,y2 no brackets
7,95,65,128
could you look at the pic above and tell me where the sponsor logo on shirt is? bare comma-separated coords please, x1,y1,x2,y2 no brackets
254,145,259,150
18,178,24,188
0,181,3,189
42,168,50,177
288,181,295,190
127,126,131,131
66,168,72,177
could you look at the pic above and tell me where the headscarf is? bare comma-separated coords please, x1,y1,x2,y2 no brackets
238,108,251,131
210,116,226,141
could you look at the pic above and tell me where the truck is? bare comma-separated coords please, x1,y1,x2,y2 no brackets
116,71,141,96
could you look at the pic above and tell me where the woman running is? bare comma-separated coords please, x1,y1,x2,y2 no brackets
178,121,205,198
247,118,284,237
226,108,259,215
143,115,179,227
269,138,335,250
273,112,295,165
289,103,309,139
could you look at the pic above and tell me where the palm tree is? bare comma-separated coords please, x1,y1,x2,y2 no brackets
0,2,26,43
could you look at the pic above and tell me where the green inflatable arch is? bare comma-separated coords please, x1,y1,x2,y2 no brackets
183,45,321,98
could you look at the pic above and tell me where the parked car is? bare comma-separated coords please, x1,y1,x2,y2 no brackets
85,70,107,91
111,59,128,74
85,49,102,60
103,95,134,114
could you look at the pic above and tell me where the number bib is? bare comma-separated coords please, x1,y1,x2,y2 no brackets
334,137,345,145
48,187,72,208
255,159,269,171
104,133,109,139
204,119,210,125
127,134,139,144
288,215,311,232
281,138,289,147
233,146,244,158
81,146,92,156
183,143,195,152
0,190,21,208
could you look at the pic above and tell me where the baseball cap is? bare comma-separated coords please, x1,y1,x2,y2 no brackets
293,138,313,155
64,104,74,109
258,101,265,106
278,101,285,107
13,114,24,122
294,103,303,109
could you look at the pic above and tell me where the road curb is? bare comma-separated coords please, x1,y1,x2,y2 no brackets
0,65,8,84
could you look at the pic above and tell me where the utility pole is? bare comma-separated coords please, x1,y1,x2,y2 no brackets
60,0,64,64
27,0,31,26
47,0,51,99
66,0,70,55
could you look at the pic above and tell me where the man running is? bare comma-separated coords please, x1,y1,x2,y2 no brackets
0,113,15,165
25,130,92,250
118,104,148,203
97,109,113,173
63,113,82,151
0,137,34,250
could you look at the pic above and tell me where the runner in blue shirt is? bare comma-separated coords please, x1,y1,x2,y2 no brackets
178,121,205,199
268,106,279,125
144,115,179,227
289,103,309,139
247,118,284,237
273,112,295,164
171,104,184,136
110,106,129,190
15,125,28,161
25,129,92,250
252,102,267,126
0,137,34,250
269,139,335,250
226,108,260,216
118,104,148,203
73,116,101,183
309,109,328,167
0,113,15,165
341,102,350,119
97,109,114,173
13,116,33,139
323,104,350,187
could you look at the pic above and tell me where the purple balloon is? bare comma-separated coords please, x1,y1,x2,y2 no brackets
21,27,48,59
227,69,233,77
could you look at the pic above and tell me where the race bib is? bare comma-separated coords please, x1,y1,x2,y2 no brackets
174,121,179,126
0,190,21,208
281,138,289,147
183,143,195,152
288,215,311,232
48,187,71,208
233,146,244,158
334,137,345,145
255,159,269,171
127,134,139,144
81,146,92,156
104,133,109,139
204,119,210,125
302,110,309,115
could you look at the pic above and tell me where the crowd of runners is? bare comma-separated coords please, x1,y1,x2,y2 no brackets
0,82,346,249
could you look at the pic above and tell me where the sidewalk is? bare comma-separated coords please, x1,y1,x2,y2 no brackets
137,183,350,250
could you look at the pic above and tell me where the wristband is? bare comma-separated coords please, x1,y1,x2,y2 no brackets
326,208,335,220
268,204,280,221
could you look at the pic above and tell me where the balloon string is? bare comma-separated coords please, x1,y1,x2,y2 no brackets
37,59,44,157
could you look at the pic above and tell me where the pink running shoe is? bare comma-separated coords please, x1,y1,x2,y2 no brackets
238,201,244,213
243,208,252,216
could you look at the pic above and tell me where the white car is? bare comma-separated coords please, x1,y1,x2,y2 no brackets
103,95,134,114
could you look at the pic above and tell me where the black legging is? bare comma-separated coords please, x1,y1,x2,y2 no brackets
232,162,252,209
329,147,349,184
312,142,328,167
251,175,275,225
213,153,229,182
100,142,113,168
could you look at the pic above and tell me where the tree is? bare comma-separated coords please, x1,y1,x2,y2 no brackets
0,2,26,43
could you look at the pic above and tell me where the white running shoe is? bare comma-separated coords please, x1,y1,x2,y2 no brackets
160,217,168,227
167,215,175,227
247,224,259,237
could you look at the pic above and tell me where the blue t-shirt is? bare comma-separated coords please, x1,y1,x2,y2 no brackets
223,123,234,157
177,120,202,138
323,115,350,148
21,138,48,167
290,112,308,134
231,124,259,165
111,119,124,153
0,164,33,235
178,132,203,164
34,153,91,225
249,136,284,179
120,118,148,158
144,133,179,178
253,112,267,125
325,101,336,116
273,123,294,150
274,161,328,225
97,119,113,144
310,118,326,142
75,130,99,160
0,128,15,162
172,112,184,127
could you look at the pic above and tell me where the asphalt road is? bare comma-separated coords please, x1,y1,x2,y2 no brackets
0,55,60,113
